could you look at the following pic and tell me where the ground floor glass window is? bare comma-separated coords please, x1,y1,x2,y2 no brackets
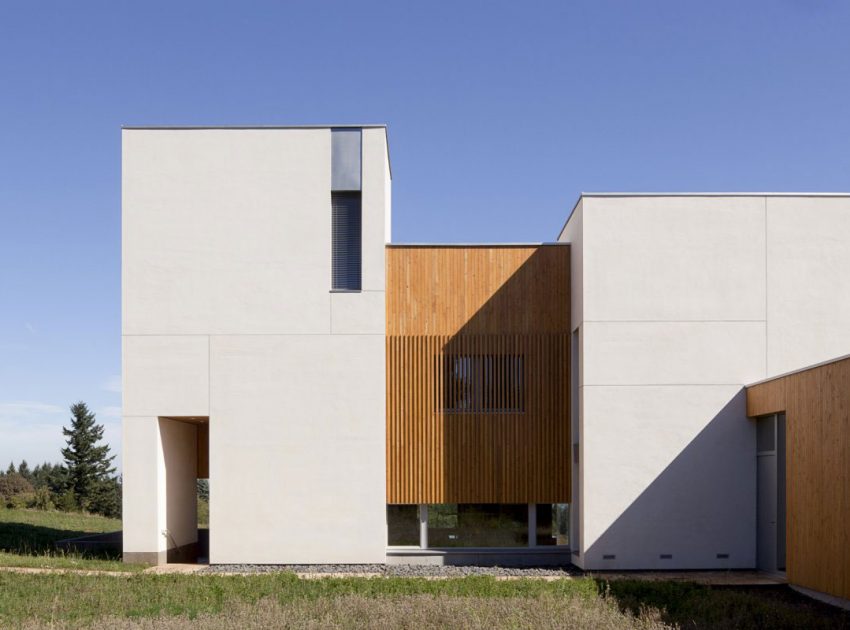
387,505,420,546
427,504,528,547
535,503,569,546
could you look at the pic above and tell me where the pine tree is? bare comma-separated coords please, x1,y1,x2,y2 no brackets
17,460,31,482
61,402,116,510
6,461,15,475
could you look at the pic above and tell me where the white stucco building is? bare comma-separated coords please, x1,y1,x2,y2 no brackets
560,194,850,571
121,125,850,604
122,126,390,563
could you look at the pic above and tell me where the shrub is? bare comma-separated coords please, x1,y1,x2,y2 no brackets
0,473,34,499
5,492,36,509
57,489,78,512
30,487,55,511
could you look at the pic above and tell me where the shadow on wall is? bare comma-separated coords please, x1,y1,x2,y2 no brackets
440,247,570,504
583,389,756,570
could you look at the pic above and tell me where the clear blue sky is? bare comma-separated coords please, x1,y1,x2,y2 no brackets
1,0,848,470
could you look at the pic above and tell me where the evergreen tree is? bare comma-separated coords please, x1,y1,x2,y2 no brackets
61,402,116,510
31,462,67,494
6,461,15,475
197,479,209,502
89,476,122,519
17,460,31,482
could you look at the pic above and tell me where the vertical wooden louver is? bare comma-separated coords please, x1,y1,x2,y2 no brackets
386,245,570,505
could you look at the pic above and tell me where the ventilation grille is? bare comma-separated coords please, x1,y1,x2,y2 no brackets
331,192,362,291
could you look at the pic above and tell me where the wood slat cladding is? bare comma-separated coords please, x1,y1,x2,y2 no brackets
197,423,209,479
386,246,570,504
747,357,850,602
387,246,570,336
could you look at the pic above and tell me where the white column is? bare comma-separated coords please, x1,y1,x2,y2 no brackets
122,416,166,564
419,504,428,549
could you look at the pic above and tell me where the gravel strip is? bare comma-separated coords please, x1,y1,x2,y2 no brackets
202,563,581,577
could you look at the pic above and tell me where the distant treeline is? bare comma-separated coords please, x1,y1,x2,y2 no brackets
0,402,121,518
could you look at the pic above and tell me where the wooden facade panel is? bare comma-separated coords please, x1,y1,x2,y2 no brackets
197,422,209,479
746,378,786,417
386,246,570,336
386,246,570,505
746,356,850,601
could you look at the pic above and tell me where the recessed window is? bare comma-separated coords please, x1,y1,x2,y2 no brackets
387,505,419,546
331,192,362,291
535,503,569,546
427,504,528,547
440,354,524,413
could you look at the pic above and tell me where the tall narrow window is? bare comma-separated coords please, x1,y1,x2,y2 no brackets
331,192,362,291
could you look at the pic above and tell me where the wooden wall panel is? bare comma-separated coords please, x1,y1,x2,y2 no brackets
197,422,209,479
746,356,850,601
746,378,786,417
386,246,570,505
386,245,570,336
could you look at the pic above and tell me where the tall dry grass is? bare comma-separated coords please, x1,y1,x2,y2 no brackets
19,593,672,630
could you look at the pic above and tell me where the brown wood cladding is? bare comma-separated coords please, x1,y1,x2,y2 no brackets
747,357,850,601
197,422,209,479
386,246,570,504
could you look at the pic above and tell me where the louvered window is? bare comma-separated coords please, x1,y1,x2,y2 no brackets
440,354,525,413
331,192,362,291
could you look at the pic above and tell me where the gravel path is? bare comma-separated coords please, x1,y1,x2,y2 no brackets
201,564,581,577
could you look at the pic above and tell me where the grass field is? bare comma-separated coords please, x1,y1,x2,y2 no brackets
0,507,142,572
2,508,849,628
1,572,849,629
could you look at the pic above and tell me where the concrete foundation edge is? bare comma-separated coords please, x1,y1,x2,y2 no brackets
386,549,573,567
123,550,167,565
791,585,850,611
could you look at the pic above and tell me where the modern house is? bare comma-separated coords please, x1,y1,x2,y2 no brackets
122,125,850,606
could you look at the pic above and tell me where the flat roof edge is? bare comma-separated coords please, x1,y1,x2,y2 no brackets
747,352,850,387
557,191,850,241
579,192,850,197
387,243,569,248
121,124,388,130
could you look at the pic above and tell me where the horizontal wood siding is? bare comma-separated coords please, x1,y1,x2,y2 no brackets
746,357,850,601
386,246,570,504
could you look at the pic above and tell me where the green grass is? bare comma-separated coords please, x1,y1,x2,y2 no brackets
0,573,598,626
0,507,144,572
0,572,848,629
598,579,850,630
1,508,848,628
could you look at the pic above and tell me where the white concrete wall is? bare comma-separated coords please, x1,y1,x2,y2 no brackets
159,419,198,552
122,417,197,561
209,335,385,563
560,194,850,570
559,200,584,558
766,196,850,375
122,416,164,560
122,127,390,564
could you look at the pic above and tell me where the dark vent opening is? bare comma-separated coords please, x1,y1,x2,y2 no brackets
716,553,730,559
603,554,616,560
659,554,672,559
